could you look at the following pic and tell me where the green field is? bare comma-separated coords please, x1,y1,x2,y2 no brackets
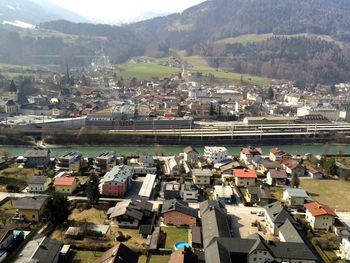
149,255,170,263
177,51,271,86
117,62,181,79
215,33,308,45
162,226,188,249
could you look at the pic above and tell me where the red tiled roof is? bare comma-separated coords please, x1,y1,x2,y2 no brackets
304,202,337,217
270,148,286,155
268,169,287,178
233,169,257,178
54,176,76,186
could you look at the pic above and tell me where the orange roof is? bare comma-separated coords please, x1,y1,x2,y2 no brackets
233,169,257,178
304,202,337,217
54,176,76,186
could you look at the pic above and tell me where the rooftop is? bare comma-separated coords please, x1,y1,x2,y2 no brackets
304,201,337,217
233,169,257,178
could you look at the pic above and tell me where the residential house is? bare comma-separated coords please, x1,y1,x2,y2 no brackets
203,146,228,164
240,146,263,164
131,153,157,175
307,166,323,179
12,196,47,222
266,169,287,186
192,169,212,186
169,246,198,263
14,236,62,263
99,243,139,263
264,201,295,235
56,151,83,172
304,201,337,231
99,165,132,197
281,158,305,177
107,199,153,228
258,161,282,173
282,188,310,207
162,182,180,200
161,199,198,227
247,186,272,206
233,169,257,187
269,148,288,162
167,157,183,176
180,182,199,202
23,148,50,168
138,173,157,200
139,153,154,167
27,176,51,193
340,236,350,261
94,151,116,173
278,218,304,243
183,146,199,163
53,176,78,194
213,185,233,204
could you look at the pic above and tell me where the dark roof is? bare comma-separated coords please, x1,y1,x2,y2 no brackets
0,226,16,243
27,176,48,185
31,237,62,263
13,196,47,210
169,246,198,263
23,148,50,158
247,186,272,200
130,199,153,212
161,199,198,218
279,218,304,243
6,100,16,106
264,201,294,225
266,240,317,260
191,226,202,245
9,80,17,92
139,225,153,235
99,243,139,263
199,200,225,217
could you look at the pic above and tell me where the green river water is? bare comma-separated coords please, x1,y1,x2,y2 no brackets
0,143,349,157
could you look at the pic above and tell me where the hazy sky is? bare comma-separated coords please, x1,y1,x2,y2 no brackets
49,0,205,22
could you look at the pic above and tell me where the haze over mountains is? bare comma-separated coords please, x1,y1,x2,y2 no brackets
2,0,350,84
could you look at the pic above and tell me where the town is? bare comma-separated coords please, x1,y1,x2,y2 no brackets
0,145,349,263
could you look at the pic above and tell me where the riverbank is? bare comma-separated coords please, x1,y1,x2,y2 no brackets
1,143,349,157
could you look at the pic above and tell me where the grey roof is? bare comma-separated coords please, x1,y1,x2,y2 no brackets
279,219,304,243
247,186,272,199
264,201,294,225
199,200,225,217
191,169,213,177
266,240,317,260
27,176,48,185
162,199,198,218
13,196,47,210
107,201,143,221
284,188,309,198
268,169,287,178
23,148,50,158
102,165,132,184
130,199,153,212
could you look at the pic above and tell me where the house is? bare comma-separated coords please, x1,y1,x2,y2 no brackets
258,161,282,173
99,243,139,263
14,236,62,263
5,100,17,114
169,246,198,263
162,182,180,200
27,175,51,193
107,199,153,228
240,146,263,164
266,169,287,186
278,218,304,243
269,148,288,162
183,146,199,163
180,182,199,202
203,146,228,164
161,199,198,227
131,153,157,175
23,148,50,168
233,169,257,187
304,201,337,231
167,157,183,176
56,151,83,172
53,176,78,194
340,236,350,261
213,185,233,204
94,151,116,173
12,196,47,222
282,188,310,207
307,166,323,179
139,153,154,167
139,225,154,238
281,158,305,177
99,165,132,197
264,201,295,235
138,173,157,200
192,169,212,186
247,186,272,206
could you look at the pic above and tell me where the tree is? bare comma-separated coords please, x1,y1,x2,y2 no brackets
44,192,70,225
290,174,300,188
268,87,274,100
209,103,215,116
319,157,337,175
85,173,100,204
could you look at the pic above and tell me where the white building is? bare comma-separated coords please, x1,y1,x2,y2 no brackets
282,188,310,207
304,201,337,231
204,146,228,164
138,174,157,200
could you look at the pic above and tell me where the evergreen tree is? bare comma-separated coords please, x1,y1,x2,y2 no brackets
86,173,100,204
268,87,274,100
290,174,300,188
44,192,69,225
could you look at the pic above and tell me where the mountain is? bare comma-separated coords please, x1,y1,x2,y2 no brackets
0,0,88,26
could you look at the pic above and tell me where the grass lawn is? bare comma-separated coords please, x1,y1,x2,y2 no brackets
117,62,181,79
68,207,108,225
138,255,148,263
214,33,308,45
67,249,103,263
177,50,271,86
162,226,188,249
301,179,350,211
240,188,251,202
269,186,285,201
149,255,170,263
0,164,41,190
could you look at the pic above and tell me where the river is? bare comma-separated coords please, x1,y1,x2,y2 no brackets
0,143,349,157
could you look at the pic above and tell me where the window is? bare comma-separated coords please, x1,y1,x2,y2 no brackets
32,215,35,218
